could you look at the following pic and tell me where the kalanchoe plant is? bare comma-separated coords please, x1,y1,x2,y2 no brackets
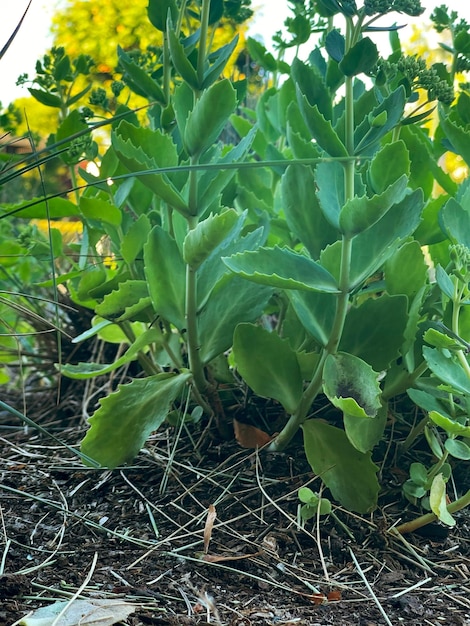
3,0,470,531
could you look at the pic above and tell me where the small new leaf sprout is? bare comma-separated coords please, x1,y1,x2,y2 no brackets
298,487,332,521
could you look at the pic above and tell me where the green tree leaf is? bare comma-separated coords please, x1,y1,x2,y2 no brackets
81,372,191,467
233,323,303,414
302,420,380,513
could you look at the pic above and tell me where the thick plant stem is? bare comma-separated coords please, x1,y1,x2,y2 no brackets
185,257,208,394
394,488,470,534
185,161,209,395
269,28,357,453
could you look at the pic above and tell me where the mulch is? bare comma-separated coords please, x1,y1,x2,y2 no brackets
0,398,470,626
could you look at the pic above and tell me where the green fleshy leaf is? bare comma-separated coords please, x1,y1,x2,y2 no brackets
118,46,166,103
354,86,406,154
339,175,408,236
0,198,80,226
223,246,339,293
291,57,332,120
445,438,470,460
325,28,345,62
315,161,344,231
399,125,435,198
369,140,410,195
61,328,162,379
297,92,348,157
287,290,336,347
79,196,122,227
409,462,428,485
184,79,237,156
120,214,151,265
340,294,408,371
428,411,470,438
197,220,266,309
183,209,238,268
423,328,463,351
435,264,456,299
56,109,89,165
203,36,239,89
440,197,470,248
233,323,303,414
112,121,189,215
81,372,191,467
147,0,178,31
144,226,186,329
198,277,273,364
28,87,61,108
282,164,338,258
323,352,382,418
423,347,470,396
95,280,151,322
349,189,424,287
302,420,380,513
167,26,199,89
339,37,378,76
384,241,428,299
344,403,387,453
439,105,470,168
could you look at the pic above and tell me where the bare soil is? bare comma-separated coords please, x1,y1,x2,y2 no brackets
1,393,470,626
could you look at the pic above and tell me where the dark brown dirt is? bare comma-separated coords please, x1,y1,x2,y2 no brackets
0,403,469,626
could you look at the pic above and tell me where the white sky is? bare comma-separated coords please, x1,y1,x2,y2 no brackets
1,0,469,106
